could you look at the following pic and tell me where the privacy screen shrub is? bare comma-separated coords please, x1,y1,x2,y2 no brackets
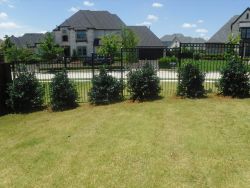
217,58,250,98
177,63,206,98
50,70,78,111
6,66,44,112
89,68,123,105
127,63,161,101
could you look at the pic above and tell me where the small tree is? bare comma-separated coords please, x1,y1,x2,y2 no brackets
89,67,123,105
6,65,44,112
127,63,161,101
5,47,37,63
1,35,14,62
97,34,121,60
121,27,139,63
121,27,139,49
37,33,64,61
177,63,206,98
224,33,241,61
1,35,14,52
227,33,241,45
50,70,78,111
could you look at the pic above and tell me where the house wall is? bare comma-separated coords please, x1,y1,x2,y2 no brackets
232,9,250,36
54,28,121,56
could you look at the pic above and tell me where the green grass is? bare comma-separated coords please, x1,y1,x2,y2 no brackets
181,59,250,72
181,59,227,72
0,97,250,187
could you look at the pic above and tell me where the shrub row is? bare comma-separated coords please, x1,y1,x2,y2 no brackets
6,67,78,113
6,63,161,112
89,63,161,103
5,58,250,113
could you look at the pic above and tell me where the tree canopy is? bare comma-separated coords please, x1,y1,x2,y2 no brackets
121,27,139,49
37,33,64,61
97,34,122,58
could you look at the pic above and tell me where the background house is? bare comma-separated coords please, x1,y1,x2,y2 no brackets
53,10,125,57
7,10,164,59
208,7,250,44
10,33,45,51
207,7,250,56
53,10,164,58
161,34,206,48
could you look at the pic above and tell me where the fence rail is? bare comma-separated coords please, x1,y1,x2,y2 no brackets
10,43,250,104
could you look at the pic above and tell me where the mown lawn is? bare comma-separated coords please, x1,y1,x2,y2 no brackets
0,97,250,188
181,59,250,72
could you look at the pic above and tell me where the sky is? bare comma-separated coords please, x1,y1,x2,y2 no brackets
0,0,249,40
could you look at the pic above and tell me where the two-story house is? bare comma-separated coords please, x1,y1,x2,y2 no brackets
53,10,126,57
208,7,250,43
9,10,164,59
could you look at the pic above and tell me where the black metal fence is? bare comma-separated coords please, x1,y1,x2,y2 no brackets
0,63,12,115
10,43,250,104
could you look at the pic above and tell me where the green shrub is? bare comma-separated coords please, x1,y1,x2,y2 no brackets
50,70,78,111
158,56,177,69
217,58,250,98
6,66,44,112
127,63,161,101
89,67,123,105
177,63,206,98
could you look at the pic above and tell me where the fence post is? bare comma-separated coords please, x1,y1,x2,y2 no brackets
120,48,124,98
0,63,12,115
91,53,95,79
177,43,182,85
12,61,15,79
240,42,245,60
64,57,67,70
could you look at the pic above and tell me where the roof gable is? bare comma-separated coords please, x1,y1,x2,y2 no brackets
231,7,250,28
208,15,239,43
59,10,125,30
128,26,164,47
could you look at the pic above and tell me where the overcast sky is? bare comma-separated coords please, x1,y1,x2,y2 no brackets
0,0,249,40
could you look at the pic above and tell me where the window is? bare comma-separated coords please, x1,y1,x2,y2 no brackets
94,38,100,46
62,29,67,34
62,35,68,42
247,29,250,38
241,28,250,39
77,46,87,57
76,31,87,42
247,13,249,19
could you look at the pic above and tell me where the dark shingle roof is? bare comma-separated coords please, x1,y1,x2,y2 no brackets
59,10,125,30
128,26,164,47
161,34,206,46
207,15,239,43
10,33,45,48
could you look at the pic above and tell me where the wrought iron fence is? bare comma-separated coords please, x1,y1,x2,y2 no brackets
10,43,250,104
